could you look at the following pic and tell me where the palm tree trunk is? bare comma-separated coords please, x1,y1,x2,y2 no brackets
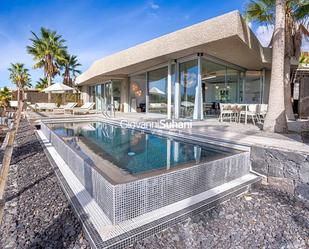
20,88,25,111
63,66,70,86
284,56,295,120
47,75,52,103
17,88,20,103
263,0,287,133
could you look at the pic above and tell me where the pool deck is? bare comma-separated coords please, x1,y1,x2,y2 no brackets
26,111,309,154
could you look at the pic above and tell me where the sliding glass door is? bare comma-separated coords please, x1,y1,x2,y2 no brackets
148,67,168,114
179,60,198,119
112,80,121,111
244,71,262,103
94,81,120,111
201,58,247,115
129,74,146,112
95,84,103,111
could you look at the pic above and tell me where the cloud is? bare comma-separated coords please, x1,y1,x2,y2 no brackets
149,2,160,10
255,25,274,47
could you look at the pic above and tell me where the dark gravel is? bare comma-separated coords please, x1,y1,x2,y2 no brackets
0,119,90,249
1,119,309,249
131,185,309,249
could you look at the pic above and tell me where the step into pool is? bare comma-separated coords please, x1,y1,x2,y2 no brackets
41,121,251,224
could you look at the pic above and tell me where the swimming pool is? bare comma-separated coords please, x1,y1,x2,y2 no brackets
41,120,250,224
47,121,240,176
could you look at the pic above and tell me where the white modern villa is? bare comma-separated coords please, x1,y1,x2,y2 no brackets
75,10,287,120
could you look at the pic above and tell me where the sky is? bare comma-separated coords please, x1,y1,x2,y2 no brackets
0,0,308,88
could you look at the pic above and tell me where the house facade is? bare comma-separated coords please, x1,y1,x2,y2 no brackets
76,11,273,120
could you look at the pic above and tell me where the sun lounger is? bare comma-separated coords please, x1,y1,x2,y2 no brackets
34,103,57,111
71,102,95,115
53,102,77,114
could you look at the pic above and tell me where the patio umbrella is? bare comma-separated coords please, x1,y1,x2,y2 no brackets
149,86,166,95
42,83,74,93
181,101,194,107
42,83,74,104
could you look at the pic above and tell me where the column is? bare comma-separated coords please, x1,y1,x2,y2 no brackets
145,72,149,113
193,54,204,120
261,68,266,103
82,85,89,103
167,60,172,119
174,61,180,119
121,78,129,112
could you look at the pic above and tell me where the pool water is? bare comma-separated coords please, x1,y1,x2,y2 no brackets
48,122,238,175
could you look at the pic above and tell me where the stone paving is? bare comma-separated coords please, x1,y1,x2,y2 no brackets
0,119,90,249
131,184,309,249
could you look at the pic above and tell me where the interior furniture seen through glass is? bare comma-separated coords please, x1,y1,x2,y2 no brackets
148,67,168,114
244,71,262,104
201,59,245,116
130,73,146,112
112,80,122,111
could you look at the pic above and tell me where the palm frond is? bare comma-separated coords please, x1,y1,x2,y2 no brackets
27,27,68,80
245,0,275,26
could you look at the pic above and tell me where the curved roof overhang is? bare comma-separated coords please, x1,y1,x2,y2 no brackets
76,10,271,86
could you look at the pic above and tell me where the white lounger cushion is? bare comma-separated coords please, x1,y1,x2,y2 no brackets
58,102,77,109
80,102,95,109
35,103,57,110
72,102,95,114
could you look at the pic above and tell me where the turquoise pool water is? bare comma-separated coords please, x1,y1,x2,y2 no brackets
48,122,238,175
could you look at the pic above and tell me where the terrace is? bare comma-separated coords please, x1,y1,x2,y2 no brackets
20,109,309,248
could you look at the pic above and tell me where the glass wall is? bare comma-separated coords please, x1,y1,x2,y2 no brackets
244,71,262,104
88,85,95,103
179,60,198,119
112,80,122,111
95,84,102,111
148,67,168,114
201,60,226,104
104,82,112,109
92,80,123,111
171,64,176,118
201,59,246,116
225,68,240,103
130,73,146,112
125,55,264,119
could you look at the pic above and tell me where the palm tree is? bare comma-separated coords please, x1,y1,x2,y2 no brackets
60,54,82,86
245,0,309,121
0,87,12,112
263,0,287,132
27,27,67,102
35,77,49,91
8,63,31,106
